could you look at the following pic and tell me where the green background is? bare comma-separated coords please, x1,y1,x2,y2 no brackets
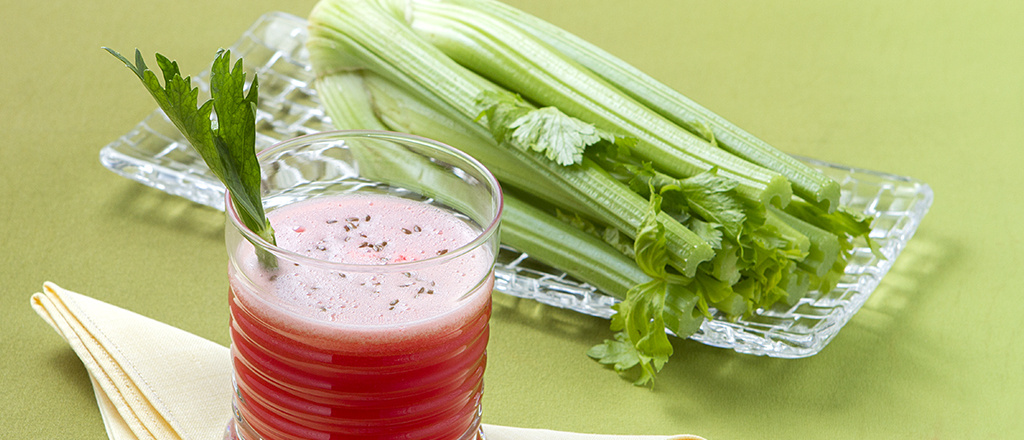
2,0,1021,438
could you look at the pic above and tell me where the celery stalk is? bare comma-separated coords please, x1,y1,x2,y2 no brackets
502,194,654,298
768,206,841,278
449,0,842,213
404,0,793,208
307,6,714,277
355,70,713,276
316,73,493,222
357,72,585,213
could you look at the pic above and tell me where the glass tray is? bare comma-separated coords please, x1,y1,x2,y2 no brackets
100,11,933,358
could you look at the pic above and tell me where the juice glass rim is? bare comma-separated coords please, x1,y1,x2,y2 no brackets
225,129,504,274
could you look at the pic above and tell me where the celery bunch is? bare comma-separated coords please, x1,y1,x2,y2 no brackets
306,0,873,385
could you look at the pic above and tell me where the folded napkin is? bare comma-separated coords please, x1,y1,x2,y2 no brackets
31,282,705,440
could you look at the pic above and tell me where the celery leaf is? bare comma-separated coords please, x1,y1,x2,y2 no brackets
106,48,276,267
587,332,641,372
670,170,746,239
508,107,600,165
633,192,669,279
623,162,746,240
610,279,674,386
555,209,636,259
475,90,531,142
686,218,723,249
477,90,630,166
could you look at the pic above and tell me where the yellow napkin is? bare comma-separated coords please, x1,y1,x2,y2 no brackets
31,282,705,440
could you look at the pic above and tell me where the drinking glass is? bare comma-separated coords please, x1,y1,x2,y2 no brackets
223,130,503,440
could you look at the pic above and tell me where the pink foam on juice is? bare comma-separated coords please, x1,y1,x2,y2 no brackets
228,194,493,440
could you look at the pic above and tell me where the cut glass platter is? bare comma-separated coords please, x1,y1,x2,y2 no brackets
100,11,933,358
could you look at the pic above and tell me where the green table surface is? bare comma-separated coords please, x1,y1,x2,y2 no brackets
2,0,1021,438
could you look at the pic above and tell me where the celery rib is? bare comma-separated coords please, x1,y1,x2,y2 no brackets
768,206,840,278
502,195,653,298
308,0,713,276
360,70,713,277
453,0,841,212
406,0,792,208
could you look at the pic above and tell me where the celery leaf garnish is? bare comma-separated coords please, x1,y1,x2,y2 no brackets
105,48,276,267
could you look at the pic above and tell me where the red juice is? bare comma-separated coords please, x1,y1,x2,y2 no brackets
228,194,493,440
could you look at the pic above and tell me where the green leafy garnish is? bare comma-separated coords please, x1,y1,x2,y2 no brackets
105,48,276,267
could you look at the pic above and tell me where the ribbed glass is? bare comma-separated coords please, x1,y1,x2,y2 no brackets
223,131,502,439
